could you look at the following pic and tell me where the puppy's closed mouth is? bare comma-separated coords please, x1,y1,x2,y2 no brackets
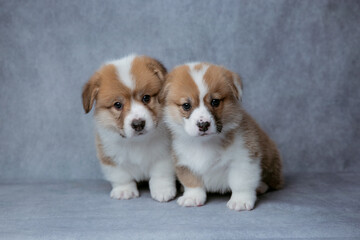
134,131,147,136
198,132,218,137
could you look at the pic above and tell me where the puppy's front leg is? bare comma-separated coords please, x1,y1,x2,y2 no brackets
96,135,138,200
176,165,206,207
149,160,176,202
101,164,139,200
227,158,261,211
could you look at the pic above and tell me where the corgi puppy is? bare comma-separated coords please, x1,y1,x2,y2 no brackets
160,62,283,210
82,55,176,202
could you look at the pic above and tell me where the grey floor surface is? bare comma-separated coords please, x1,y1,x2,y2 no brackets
1,173,359,240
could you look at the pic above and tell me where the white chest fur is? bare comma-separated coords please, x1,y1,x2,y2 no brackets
173,133,252,193
96,123,171,181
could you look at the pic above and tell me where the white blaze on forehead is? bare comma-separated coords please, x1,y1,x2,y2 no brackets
182,63,217,136
186,62,209,101
128,100,149,119
107,54,137,90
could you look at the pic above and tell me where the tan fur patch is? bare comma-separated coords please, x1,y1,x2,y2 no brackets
131,56,165,98
239,109,283,190
131,56,167,124
175,166,203,188
193,63,203,71
164,65,200,119
96,134,116,166
203,65,241,102
96,64,132,107
222,129,236,149
94,64,132,131
202,65,243,133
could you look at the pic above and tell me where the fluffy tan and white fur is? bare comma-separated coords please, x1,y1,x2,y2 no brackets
160,62,283,211
82,54,176,202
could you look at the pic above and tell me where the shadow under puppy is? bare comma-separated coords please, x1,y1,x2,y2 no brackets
82,54,176,202
160,62,283,211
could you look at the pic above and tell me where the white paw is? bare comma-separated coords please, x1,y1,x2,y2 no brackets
177,187,206,207
227,191,256,211
149,177,177,202
151,186,177,202
110,183,139,200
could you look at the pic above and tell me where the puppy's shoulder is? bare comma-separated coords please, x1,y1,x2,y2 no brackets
237,109,278,159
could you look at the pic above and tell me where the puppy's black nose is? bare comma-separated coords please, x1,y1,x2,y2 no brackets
131,119,146,132
197,121,210,132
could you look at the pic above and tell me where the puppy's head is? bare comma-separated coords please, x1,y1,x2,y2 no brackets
82,55,166,138
161,63,242,137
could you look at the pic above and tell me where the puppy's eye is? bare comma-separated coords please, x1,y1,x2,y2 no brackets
182,103,191,111
211,99,220,107
142,95,151,104
114,102,123,109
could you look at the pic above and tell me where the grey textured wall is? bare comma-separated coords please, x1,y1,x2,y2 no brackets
0,0,359,181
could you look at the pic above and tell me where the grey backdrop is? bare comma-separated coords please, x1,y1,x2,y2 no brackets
1,0,359,181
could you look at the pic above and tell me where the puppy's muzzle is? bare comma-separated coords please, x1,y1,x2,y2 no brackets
131,119,146,132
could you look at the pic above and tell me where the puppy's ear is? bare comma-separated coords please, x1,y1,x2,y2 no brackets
146,58,167,82
145,57,168,104
232,72,243,102
225,70,243,102
158,80,170,104
82,72,101,113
